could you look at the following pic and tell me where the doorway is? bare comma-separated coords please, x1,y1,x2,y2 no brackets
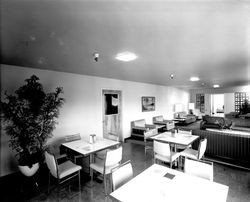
102,90,122,141
211,94,224,117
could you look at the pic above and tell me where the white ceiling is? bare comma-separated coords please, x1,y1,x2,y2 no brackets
1,0,250,89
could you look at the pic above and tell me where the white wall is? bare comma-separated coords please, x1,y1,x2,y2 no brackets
0,64,189,176
224,93,235,114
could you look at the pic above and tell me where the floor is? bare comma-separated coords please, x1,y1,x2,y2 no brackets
1,141,250,202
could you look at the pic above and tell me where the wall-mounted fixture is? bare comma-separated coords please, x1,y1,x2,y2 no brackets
170,74,174,79
93,52,99,62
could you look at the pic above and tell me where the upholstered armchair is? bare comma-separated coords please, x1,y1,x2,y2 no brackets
152,115,175,131
131,119,158,153
131,119,157,138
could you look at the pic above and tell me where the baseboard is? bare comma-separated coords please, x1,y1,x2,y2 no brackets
203,156,250,171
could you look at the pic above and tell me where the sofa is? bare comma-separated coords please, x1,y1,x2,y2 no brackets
152,115,175,131
200,116,232,130
192,129,250,168
228,117,250,132
173,111,196,124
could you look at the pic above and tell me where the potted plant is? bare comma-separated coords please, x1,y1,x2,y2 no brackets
0,75,64,175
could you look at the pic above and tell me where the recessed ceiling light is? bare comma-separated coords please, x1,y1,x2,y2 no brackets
213,84,220,88
115,52,137,62
190,77,200,81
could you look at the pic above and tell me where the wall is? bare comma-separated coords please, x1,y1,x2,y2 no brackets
0,64,189,176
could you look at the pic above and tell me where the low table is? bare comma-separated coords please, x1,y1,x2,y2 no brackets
154,124,166,132
173,118,187,125
206,128,250,136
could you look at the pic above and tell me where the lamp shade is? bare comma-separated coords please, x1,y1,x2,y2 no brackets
188,103,195,110
175,104,183,112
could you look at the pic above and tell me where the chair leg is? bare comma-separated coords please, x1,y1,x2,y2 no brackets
90,168,93,186
48,172,51,194
170,161,172,168
78,170,81,191
104,174,107,195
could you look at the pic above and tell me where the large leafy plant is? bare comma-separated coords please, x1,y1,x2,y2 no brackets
0,75,64,167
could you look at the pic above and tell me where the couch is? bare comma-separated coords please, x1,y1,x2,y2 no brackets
152,115,175,131
228,117,250,132
200,116,232,130
173,111,196,124
131,119,158,153
192,129,250,168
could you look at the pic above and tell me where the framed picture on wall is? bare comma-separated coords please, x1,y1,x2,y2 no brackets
142,96,155,112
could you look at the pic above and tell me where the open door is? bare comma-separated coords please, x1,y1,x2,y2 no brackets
102,90,122,141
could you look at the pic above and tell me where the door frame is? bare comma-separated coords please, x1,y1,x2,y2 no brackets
102,89,122,141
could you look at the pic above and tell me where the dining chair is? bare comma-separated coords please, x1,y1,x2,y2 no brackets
60,133,83,163
184,158,213,181
175,129,192,151
153,140,180,168
45,150,82,194
90,146,123,195
111,160,133,191
181,138,207,160
95,132,120,160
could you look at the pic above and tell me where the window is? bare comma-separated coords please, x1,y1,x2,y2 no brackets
234,92,249,112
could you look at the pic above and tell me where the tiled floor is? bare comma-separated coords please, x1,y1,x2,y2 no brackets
2,141,250,202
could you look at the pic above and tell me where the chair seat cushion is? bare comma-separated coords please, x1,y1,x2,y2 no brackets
181,148,198,159
155,152,180,163
90,159,120,175
58,160,82,179
176,144,191,150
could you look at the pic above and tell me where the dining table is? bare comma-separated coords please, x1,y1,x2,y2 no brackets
61,137,120,164
150,131,199,151
110,163,229,202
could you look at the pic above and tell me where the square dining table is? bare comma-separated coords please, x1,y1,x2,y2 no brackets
150,131,199,151
61,137,120,164
110,164,229,202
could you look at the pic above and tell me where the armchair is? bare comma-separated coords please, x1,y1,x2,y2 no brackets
131,119,158,153
152,115,175,131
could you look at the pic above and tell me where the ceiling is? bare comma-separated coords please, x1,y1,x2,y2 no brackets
1,0,250,89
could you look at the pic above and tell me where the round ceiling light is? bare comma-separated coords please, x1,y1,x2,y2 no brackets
115,52,137,62
213,84,220,88
190,77,200,81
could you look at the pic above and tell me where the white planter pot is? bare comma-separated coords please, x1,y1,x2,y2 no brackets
18,162,39,177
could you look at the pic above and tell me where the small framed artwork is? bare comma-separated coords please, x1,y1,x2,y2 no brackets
142,96,155,112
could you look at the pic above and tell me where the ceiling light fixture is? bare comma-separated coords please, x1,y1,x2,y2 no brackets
190,77,200,81
213,84,220,88
115,52,137,62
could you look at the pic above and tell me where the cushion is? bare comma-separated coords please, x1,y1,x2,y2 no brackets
155,116,164,122
134,119,146,127
58,160,82,179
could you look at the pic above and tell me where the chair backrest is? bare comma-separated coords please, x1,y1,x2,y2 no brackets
64,133,81,142
108,132,119,141
105,146,123,167
132,119,146,128
45,151,58,178
184,158,213,181
153,140,171,157
153,116,164,122
111,160,133,191
198,138,207,159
